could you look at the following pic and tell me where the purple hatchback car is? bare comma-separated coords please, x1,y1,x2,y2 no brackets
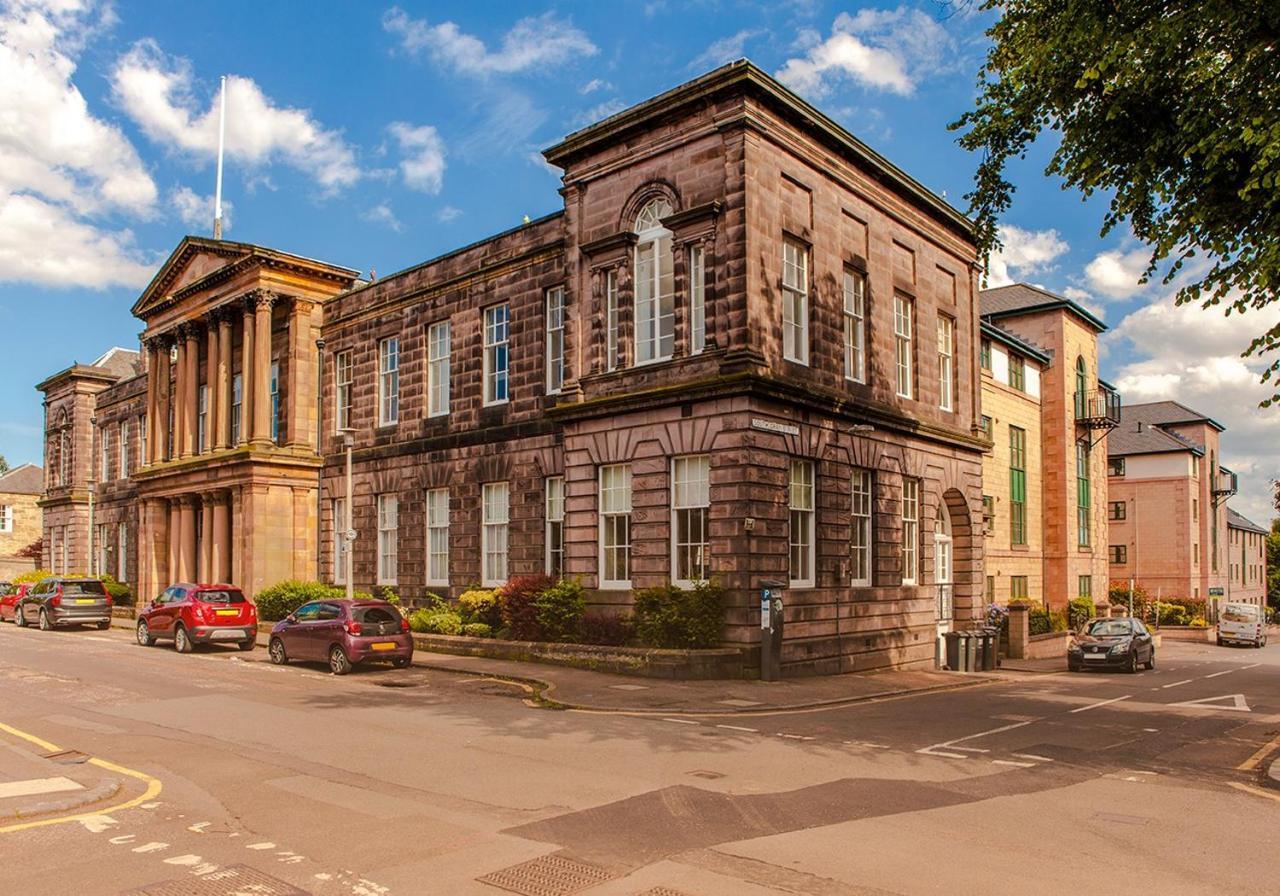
268,599,412,675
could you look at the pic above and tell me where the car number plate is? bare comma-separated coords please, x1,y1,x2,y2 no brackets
1084,653,1107,661
75,598,96,604
371,642,396,651
209,629,241,640
215,609,238,616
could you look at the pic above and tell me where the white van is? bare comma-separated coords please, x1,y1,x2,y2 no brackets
1217,603,1267,648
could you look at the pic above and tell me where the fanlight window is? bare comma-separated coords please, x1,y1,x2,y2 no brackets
634,198,675,364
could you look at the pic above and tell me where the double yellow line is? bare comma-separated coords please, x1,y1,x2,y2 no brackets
0,721,162,834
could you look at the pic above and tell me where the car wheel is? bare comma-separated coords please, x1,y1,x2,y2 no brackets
14,607,26,628
174,625,193,654
237,638,256,652
1217,636,1224,646
96,620,110,631
1143,650,1155,671
136,620,155,647
268,637,288,665
1125,651,1138,674
39,609,53,631
392,657,411,669
329,645,352,675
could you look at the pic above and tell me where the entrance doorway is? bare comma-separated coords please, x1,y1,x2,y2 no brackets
934,513,954,666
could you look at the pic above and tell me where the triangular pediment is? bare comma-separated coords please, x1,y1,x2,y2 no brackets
131,236,253,319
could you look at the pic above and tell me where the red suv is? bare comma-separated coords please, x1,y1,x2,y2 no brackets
269,599,412,674
136,583,258,653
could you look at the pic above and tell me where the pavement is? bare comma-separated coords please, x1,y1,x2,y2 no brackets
3,619,1280,896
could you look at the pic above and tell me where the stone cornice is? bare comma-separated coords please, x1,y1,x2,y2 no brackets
578,230,638,258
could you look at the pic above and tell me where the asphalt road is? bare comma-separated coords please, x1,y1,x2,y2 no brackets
1,622,1278,896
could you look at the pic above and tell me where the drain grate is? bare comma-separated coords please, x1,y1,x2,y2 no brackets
124,864,310,895
374,680,423,688
477,854,615,896
42,749,89,765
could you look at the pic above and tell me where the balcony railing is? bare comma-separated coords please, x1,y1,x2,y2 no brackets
1213,469,1238,499
1075,388,1122,428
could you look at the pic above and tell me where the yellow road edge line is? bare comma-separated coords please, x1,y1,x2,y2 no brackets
0,721,163,835
1228,782,1280,805
1237,732,1280,771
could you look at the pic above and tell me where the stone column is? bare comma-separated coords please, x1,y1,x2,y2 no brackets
205,317,219,453
177,496,196,582
240,299,256,447
199,497,215,581
184,326,200,455
216,313,232,449
157,337,172,461
286,298,316,450
173,332,188,458
144,341,159,465
230,486,244,586
211,492,230,583
251,292,275,446
167,499,181,584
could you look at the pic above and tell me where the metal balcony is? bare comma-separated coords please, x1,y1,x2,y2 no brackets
1213,469,1238,500
1074,388,1122,429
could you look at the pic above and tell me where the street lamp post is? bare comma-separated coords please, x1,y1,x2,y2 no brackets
341,428,355,602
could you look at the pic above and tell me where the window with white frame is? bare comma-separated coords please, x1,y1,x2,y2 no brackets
690,245,706,355
231,374,242,445
937,316,954,411
335,350,353,431
138,414,146,467
672,455,710,584
484,304,509,405
851,468,872,586
482,482,509,585
333,497,348,585
894,294,913,398
606,270,619,371
634,199,675,364
599,464,632,587
378,337,399,425
789,459,815,587
119,419,129,478
426,488,449,585
427,322,450,417
901,478,919,585
782,238,809,364
377,494,398,585
546,287,565,393
843,269,866,382
198,384,209,452
545,476,564,578
269,362,280,443
100,427,110,481
0,505,12,533
97,523,108,577
117,521,127,582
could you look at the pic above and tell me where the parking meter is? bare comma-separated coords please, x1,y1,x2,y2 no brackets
760,580,785,681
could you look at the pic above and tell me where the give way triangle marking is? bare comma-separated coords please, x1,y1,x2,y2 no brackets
1170,694,1251,713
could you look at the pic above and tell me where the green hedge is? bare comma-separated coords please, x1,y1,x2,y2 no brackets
253,580,373,621
633,580,725,649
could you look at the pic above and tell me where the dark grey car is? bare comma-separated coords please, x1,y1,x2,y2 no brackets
15,578,112,631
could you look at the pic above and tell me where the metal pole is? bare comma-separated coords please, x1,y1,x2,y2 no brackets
213,75,226,239
87,417,96,576
345,432,354,602
1128,577,1134,618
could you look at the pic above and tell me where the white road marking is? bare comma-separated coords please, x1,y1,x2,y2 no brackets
132,842,169,853
1205,669,1235,679
109,835,136,845
187,821,211,833
1241,663,1261,670
0,776,83,799
1170,693,1252,712
715,724,758,733
918,719,1036,757
163,854,203,866
77,815,116,832
1162,679,1194,689
246,842,277,850
190,863,220,875
662,718,700,725
1013,753,1054,762
926,751,970,760
778,733,815,740
949,746,990,753
992,759,1035,768
1069,695,1131,714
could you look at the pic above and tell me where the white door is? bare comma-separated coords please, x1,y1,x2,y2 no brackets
934,514,954,664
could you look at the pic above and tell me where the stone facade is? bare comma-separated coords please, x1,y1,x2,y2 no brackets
1227,510,1267,607
35,61,986,674
0,464,43,579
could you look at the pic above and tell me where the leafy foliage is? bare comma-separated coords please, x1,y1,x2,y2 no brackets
99,573,133,606
498,575,554,641
461,622,493,638
457,588,502,628
534,579,585,642
17,538,42,560
633,580,725,649
12,568,51,584
409,609,462,635
952,1,1280,397
579,612,635,647
1268,518,1280,608
1068,596,1096,630
253,580,372,621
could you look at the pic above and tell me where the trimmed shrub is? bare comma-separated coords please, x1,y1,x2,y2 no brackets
1029,607,1051,636
99,574,133,606
461,622,493,638
409,609,463,635
579,612,634,646
633,580,725,649
457,588,501,628
253,580,337,621
1068,597,1094,630
13,568,51,584
535,579,585,642
499,575,554,641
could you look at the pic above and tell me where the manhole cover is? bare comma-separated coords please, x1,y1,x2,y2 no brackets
477,854,615,896
374,680,422,689
124,864,310,895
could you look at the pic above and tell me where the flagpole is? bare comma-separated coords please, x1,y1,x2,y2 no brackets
213,75,226,239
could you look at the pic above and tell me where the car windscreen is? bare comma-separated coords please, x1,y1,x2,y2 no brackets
194,589,246,604
1223,606,1259,622
1085,620,1132,637
353,606,402,625
62,581,107,596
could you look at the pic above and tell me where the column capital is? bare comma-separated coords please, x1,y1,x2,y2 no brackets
175,494,199,509
175,321,202,343
246,289,278,312
201,489,229,506
288,296,315,317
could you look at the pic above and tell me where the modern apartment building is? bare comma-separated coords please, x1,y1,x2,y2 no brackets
1226,508,1268,608
36,61,987,675
978,284,1117,610
1106,401,1240,608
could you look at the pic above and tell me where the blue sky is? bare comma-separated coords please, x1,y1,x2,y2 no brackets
1,0,1276,524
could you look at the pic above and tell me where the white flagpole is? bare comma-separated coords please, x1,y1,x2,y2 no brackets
213,75,226,239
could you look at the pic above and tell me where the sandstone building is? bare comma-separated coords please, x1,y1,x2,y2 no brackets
978,285,1116,610
1226,508,1268,608
37,61,987,674
0,463,44,579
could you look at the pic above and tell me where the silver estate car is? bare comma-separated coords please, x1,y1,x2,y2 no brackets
14,578,113,630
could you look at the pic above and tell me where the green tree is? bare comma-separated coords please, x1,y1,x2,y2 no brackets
1267,519,1280,609
951,2,1280,396
0,455,8,475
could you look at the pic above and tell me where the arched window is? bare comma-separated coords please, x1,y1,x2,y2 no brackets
1075,356,1088,417
634,197,674,364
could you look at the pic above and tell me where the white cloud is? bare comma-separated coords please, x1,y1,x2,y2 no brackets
691,29,760,70
437,205,462,223
111,39,360,193
383,7,597,76
573,98,627,128
775,7,954,98
1108,294,1280,528
169,185,230,233
388,122,445,193
1084,245,1153,300
579,78,611,95
0,0,157,288
984,225,1069,288
360,203,401,232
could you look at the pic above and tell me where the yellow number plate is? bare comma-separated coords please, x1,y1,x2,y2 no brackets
216,609,238,616
75,599,96,604
371,642,396,651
